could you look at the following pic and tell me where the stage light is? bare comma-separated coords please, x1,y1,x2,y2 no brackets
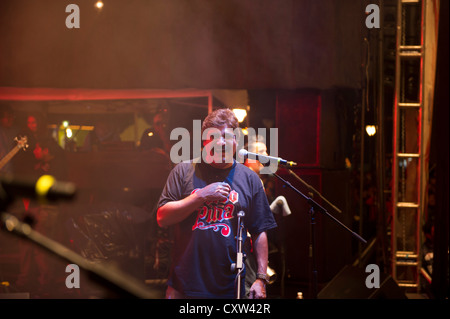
232,108,247,123
266,265,277,284
66,127,73,138
365,125,377,136
345,157,352,169
95,1,104,9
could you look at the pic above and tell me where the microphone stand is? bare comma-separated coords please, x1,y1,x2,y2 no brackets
0,212,160,299
231,210,245,299
271,171,367,299
0,174,158,299
288,169,342,214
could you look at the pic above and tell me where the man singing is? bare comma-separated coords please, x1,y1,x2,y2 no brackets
156,108,277,299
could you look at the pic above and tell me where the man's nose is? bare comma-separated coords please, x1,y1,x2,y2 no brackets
216,137,227,145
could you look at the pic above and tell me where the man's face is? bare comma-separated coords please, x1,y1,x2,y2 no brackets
0,112,14,128
153,113,167,135
202,125,237,169
245,142,268,174
27,116,38,132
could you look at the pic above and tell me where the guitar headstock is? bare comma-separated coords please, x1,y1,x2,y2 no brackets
14,136,29,151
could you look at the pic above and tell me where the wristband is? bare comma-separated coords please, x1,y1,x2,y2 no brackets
256,273,269,284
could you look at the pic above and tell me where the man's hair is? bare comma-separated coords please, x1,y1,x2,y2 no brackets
202,108,239,133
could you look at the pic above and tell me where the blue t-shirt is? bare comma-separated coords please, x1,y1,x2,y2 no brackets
157,159,277,298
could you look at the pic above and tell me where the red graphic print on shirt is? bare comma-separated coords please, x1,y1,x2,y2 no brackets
191,188,239,237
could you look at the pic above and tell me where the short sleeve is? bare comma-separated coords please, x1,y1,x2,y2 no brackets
157,163,186,209
245,175,277,235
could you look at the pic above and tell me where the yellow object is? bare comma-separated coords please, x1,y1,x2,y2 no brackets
35,175,55,198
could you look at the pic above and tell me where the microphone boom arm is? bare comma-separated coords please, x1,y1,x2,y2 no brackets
0,212,159,299
288,169,342,214
271,171,367,299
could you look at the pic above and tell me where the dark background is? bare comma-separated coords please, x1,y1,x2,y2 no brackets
0,0,447,299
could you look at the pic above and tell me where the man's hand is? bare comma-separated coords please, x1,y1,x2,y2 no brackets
157,182,231,227
248,279,266,299
196,182,231,203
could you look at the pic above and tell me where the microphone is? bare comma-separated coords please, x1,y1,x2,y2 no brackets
1,174,77,203
238,149,298,167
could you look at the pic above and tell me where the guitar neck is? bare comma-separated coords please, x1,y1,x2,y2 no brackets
0,145,21,171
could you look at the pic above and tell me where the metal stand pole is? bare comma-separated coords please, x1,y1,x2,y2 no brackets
231,211,245,299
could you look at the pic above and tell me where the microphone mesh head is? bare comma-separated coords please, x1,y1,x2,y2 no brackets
238,149,248,159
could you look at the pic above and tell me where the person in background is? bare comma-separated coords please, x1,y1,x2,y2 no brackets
13,112,67,297
0,105,20,174
80,118,121,152
242,136,278,297
14,113,66,180
139,110,172,156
